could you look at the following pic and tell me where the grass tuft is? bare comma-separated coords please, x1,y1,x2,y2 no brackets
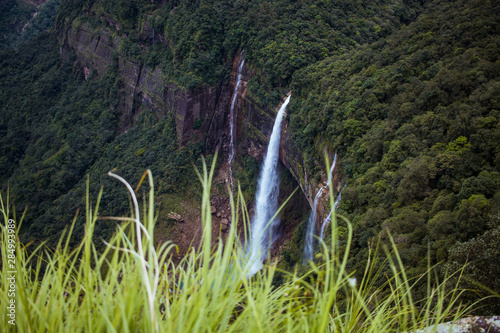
0,156,480,332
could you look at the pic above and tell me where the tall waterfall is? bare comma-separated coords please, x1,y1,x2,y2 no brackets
246,95,291,276
303,153,337,263
228,54,245,190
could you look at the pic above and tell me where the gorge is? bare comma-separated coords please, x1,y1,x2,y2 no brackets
60,18,342,263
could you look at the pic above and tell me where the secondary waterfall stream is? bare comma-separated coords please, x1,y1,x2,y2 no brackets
228,54,245,190
303,186,325,263
246,95,291,276
319,192,343,240
303,153,337,263
320,153,338,239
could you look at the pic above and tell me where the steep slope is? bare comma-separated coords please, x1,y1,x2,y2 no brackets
0,0,37,49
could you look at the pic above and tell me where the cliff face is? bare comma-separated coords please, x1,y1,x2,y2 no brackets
66,23,225,146
64,22,343,235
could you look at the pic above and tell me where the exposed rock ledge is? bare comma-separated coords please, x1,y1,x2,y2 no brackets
415,316,500,333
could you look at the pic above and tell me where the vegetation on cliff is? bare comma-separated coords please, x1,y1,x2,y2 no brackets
0,0,36,49
0,31,208,247
56,0,425,95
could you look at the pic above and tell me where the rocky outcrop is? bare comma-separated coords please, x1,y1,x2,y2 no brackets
415,316,500,333
167,212,184,222
280,106,344,234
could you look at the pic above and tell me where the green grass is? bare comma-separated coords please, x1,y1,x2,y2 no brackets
0,156,478,332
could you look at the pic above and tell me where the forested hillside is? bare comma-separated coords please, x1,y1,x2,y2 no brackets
55,0,426,101
1,0,499,312
288,0,500,311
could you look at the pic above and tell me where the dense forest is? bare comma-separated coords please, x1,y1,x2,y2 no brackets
288,0,500,311
1,0,499,313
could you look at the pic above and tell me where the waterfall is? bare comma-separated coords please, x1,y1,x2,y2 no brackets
246,95,291,276
303,153,337,263
303,186,325,263
320,183,345,240
320,154,347,240
228,53,245,190
319,210,332,241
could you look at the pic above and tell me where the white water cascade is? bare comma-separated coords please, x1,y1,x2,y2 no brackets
319,193,343,240
303,153,337,263
228,53,245,190
303,186,325,263
320,183,346,239
246,95,291,276
320,155,346,240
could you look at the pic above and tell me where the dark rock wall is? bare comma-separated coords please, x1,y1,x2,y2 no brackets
66,23,225,145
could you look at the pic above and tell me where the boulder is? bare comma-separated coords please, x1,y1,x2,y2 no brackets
414,316,500,333
220,218,229,232
167,212,184,222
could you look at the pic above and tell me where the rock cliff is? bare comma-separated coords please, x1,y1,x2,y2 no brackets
65,22,225,146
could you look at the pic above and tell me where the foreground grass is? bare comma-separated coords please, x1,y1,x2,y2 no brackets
1,158,475,332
